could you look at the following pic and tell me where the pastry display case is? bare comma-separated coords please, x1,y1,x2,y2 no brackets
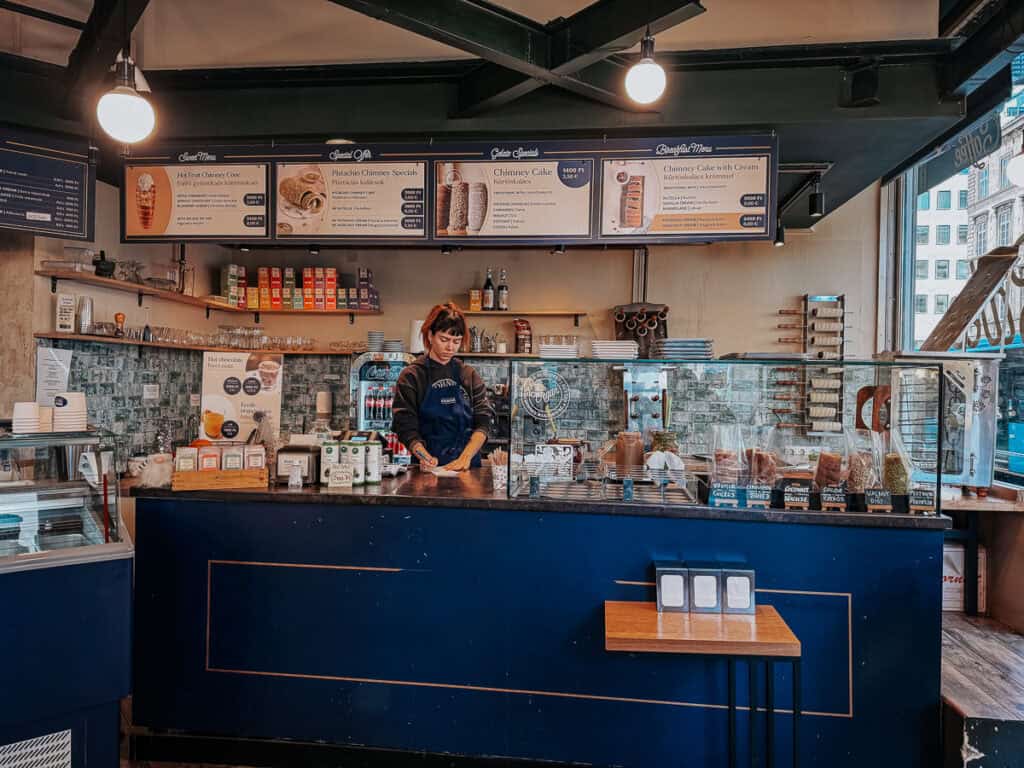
507,358,945,513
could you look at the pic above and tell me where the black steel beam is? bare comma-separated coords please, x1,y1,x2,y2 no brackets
948,0,1024,94
0,0,85,30
64,0,151,117
457,0,704,116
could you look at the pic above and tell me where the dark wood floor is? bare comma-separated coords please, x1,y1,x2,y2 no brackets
942,612,1024,721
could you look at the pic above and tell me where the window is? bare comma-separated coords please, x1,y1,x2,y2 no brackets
937,190,951,210
918,192,930,210
1001,156,1011,189
935,294,949,314
976,216,988,255
916,225,929,245
958,224,969,244
959,190,968,209
936,260,950,279
997,204,1012,246
915,260,928,279
937,224,951,245
915,295,928,313
979,167,989,199
957,260,970,279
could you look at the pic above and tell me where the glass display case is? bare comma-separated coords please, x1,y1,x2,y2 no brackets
508,358,944,514
0,424,127,566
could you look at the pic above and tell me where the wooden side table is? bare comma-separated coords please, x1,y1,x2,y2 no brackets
605,601,802,768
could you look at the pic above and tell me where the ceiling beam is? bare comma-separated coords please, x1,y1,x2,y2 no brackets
64,0,151,117
948,0,1024,95
456,0,705,116
0,0,85,30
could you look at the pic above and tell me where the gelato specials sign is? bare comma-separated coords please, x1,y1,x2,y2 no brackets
124,163,268,240
200,352,283,442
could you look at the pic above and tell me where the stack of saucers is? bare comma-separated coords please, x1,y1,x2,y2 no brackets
367,331,385,352
13,402,39,433
383,339,404,352
651,338,714,360
538,344,579,359
53,392,87,432
590,340,639,360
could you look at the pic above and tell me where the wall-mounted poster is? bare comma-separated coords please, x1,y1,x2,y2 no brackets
200,352,283,442
275,161,426,239
124,163,268,239
600,153,770,238
433,159,592,240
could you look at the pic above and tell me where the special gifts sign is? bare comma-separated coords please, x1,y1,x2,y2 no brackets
200,352,283,441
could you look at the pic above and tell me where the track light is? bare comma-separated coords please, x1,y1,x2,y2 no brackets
97,53,155,144
551,244,566,255
239,246,250,253
774,220,785,247
309,245,320,257
625,31,666,105
809,175,825,218
441,245,453,255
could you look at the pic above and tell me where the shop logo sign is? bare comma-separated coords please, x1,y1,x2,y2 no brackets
491,147,540,160
656,142,713,156
178,151,217,162
329,149,373,161
518,368,572,420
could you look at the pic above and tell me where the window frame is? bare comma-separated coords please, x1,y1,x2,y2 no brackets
934,294,949,314
956,259,970,279
937,190,951,209
916,225,929,245
959,189,968,209
935,260,950,279
915,294,928,314
937,224,951,245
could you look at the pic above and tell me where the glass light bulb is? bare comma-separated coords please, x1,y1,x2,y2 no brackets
1007,151,1024,188
97,86,155,143
625,58,666,104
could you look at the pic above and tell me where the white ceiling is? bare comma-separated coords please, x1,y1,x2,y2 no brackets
0,0,938,70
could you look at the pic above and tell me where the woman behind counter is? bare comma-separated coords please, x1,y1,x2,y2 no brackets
392,302,492,471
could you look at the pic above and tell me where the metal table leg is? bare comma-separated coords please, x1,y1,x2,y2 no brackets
749,660,757,768
729,659,737,768
792,659,801,768
965,509,979,616
766,660,774,768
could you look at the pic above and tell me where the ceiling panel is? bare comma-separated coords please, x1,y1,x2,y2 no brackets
0,7,83,65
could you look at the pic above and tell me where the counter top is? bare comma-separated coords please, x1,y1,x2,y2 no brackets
132,468,950,530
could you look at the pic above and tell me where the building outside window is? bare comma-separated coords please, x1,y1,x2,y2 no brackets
918,191,930,210
937,224,951,244
976,215,988,255
937,190,951,209
1001,155,1011,189
915,295,928,313
936,260,949,279
959,189,968,209
997,203,1013,246
916,225,929,245
958,224,969,244
915,260,928,279
979,167,989,199
935,294,949,314
957,259,970,279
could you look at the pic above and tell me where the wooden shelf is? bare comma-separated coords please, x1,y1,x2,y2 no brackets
605,601,801,658
34,333,365,356
461,352,536,358
36,269,381,323
463,310,586,327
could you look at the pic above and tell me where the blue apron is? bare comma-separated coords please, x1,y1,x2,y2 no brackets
419,357,481,468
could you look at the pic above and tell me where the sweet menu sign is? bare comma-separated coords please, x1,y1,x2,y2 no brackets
0,126,95,241
122,135,777,245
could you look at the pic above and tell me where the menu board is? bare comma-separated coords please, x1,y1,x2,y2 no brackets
124,163,268,240
0,127,93,240
200,352,283,441
601,154,770,238
433,159,592,239
275,161,425,239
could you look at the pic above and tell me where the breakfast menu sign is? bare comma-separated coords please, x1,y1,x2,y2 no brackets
122,135,777,244
200,352,283,442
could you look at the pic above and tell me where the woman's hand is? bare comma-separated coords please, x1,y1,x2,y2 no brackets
412,443,438,468
441,453,473,472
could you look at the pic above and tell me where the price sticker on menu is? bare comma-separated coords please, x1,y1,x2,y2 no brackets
783,484,811,510
821,486,848,512
745,485,772,509
909,488,936,515
865,488,893,513
710,482,740,508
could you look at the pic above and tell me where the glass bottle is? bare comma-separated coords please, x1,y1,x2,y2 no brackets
482,267,495,310
497,268,509,310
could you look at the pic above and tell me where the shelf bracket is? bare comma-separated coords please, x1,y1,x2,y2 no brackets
574,314,580,327
349,313,355,325
50,277,57,294
254,312,261,324
205,306,211,319
137,291,144,308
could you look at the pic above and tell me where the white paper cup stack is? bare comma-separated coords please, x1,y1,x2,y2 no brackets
13,402,40,433
53,392,87,432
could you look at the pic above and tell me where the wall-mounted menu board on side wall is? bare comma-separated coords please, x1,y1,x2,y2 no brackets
0,125,94,241
122,149,270,241
121,135,776,245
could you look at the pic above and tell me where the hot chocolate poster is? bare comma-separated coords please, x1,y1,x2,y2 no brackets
124,163,268,238
200,352,283,442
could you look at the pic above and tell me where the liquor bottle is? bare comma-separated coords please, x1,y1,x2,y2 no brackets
482,267,495,310
497,268,510,311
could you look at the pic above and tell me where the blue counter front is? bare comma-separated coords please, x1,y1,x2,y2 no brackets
133,488,944,767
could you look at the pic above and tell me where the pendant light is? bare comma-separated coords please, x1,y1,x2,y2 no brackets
773,219,785,247
625,29,666,105
96,5,154,144
808,174,825,218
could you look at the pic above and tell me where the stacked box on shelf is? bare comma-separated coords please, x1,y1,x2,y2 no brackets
220,264,243,307
325,268,337,310
282,268,295,309
270,267,283,309
237,266,247,310
258,267,271,311
314,267,326,310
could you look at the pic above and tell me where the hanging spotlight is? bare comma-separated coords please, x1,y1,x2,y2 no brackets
441,245,453,255
97,51,155,144
309,245,320,257
773,219,785,247
625,30,666,105
551,244,566,255
1007,143,1024,187
809,174,825,218
239,246,250,253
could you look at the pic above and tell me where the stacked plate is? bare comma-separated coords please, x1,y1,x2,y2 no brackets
651,338,714,360
590,340,639,359
539,344,579,359
13,401,39,433
383,339,404,352
367,331,385,352
53,392,87,432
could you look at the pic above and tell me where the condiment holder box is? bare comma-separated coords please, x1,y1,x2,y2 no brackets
687,562,724,613
721,566,756,615
654,561,689,612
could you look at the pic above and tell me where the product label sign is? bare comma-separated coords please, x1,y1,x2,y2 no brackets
909,488,937,515
201,352,282,443
821,486,848,511
745,484,772,508
783,484,811,510
866,488,893,512
710,482,740,508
